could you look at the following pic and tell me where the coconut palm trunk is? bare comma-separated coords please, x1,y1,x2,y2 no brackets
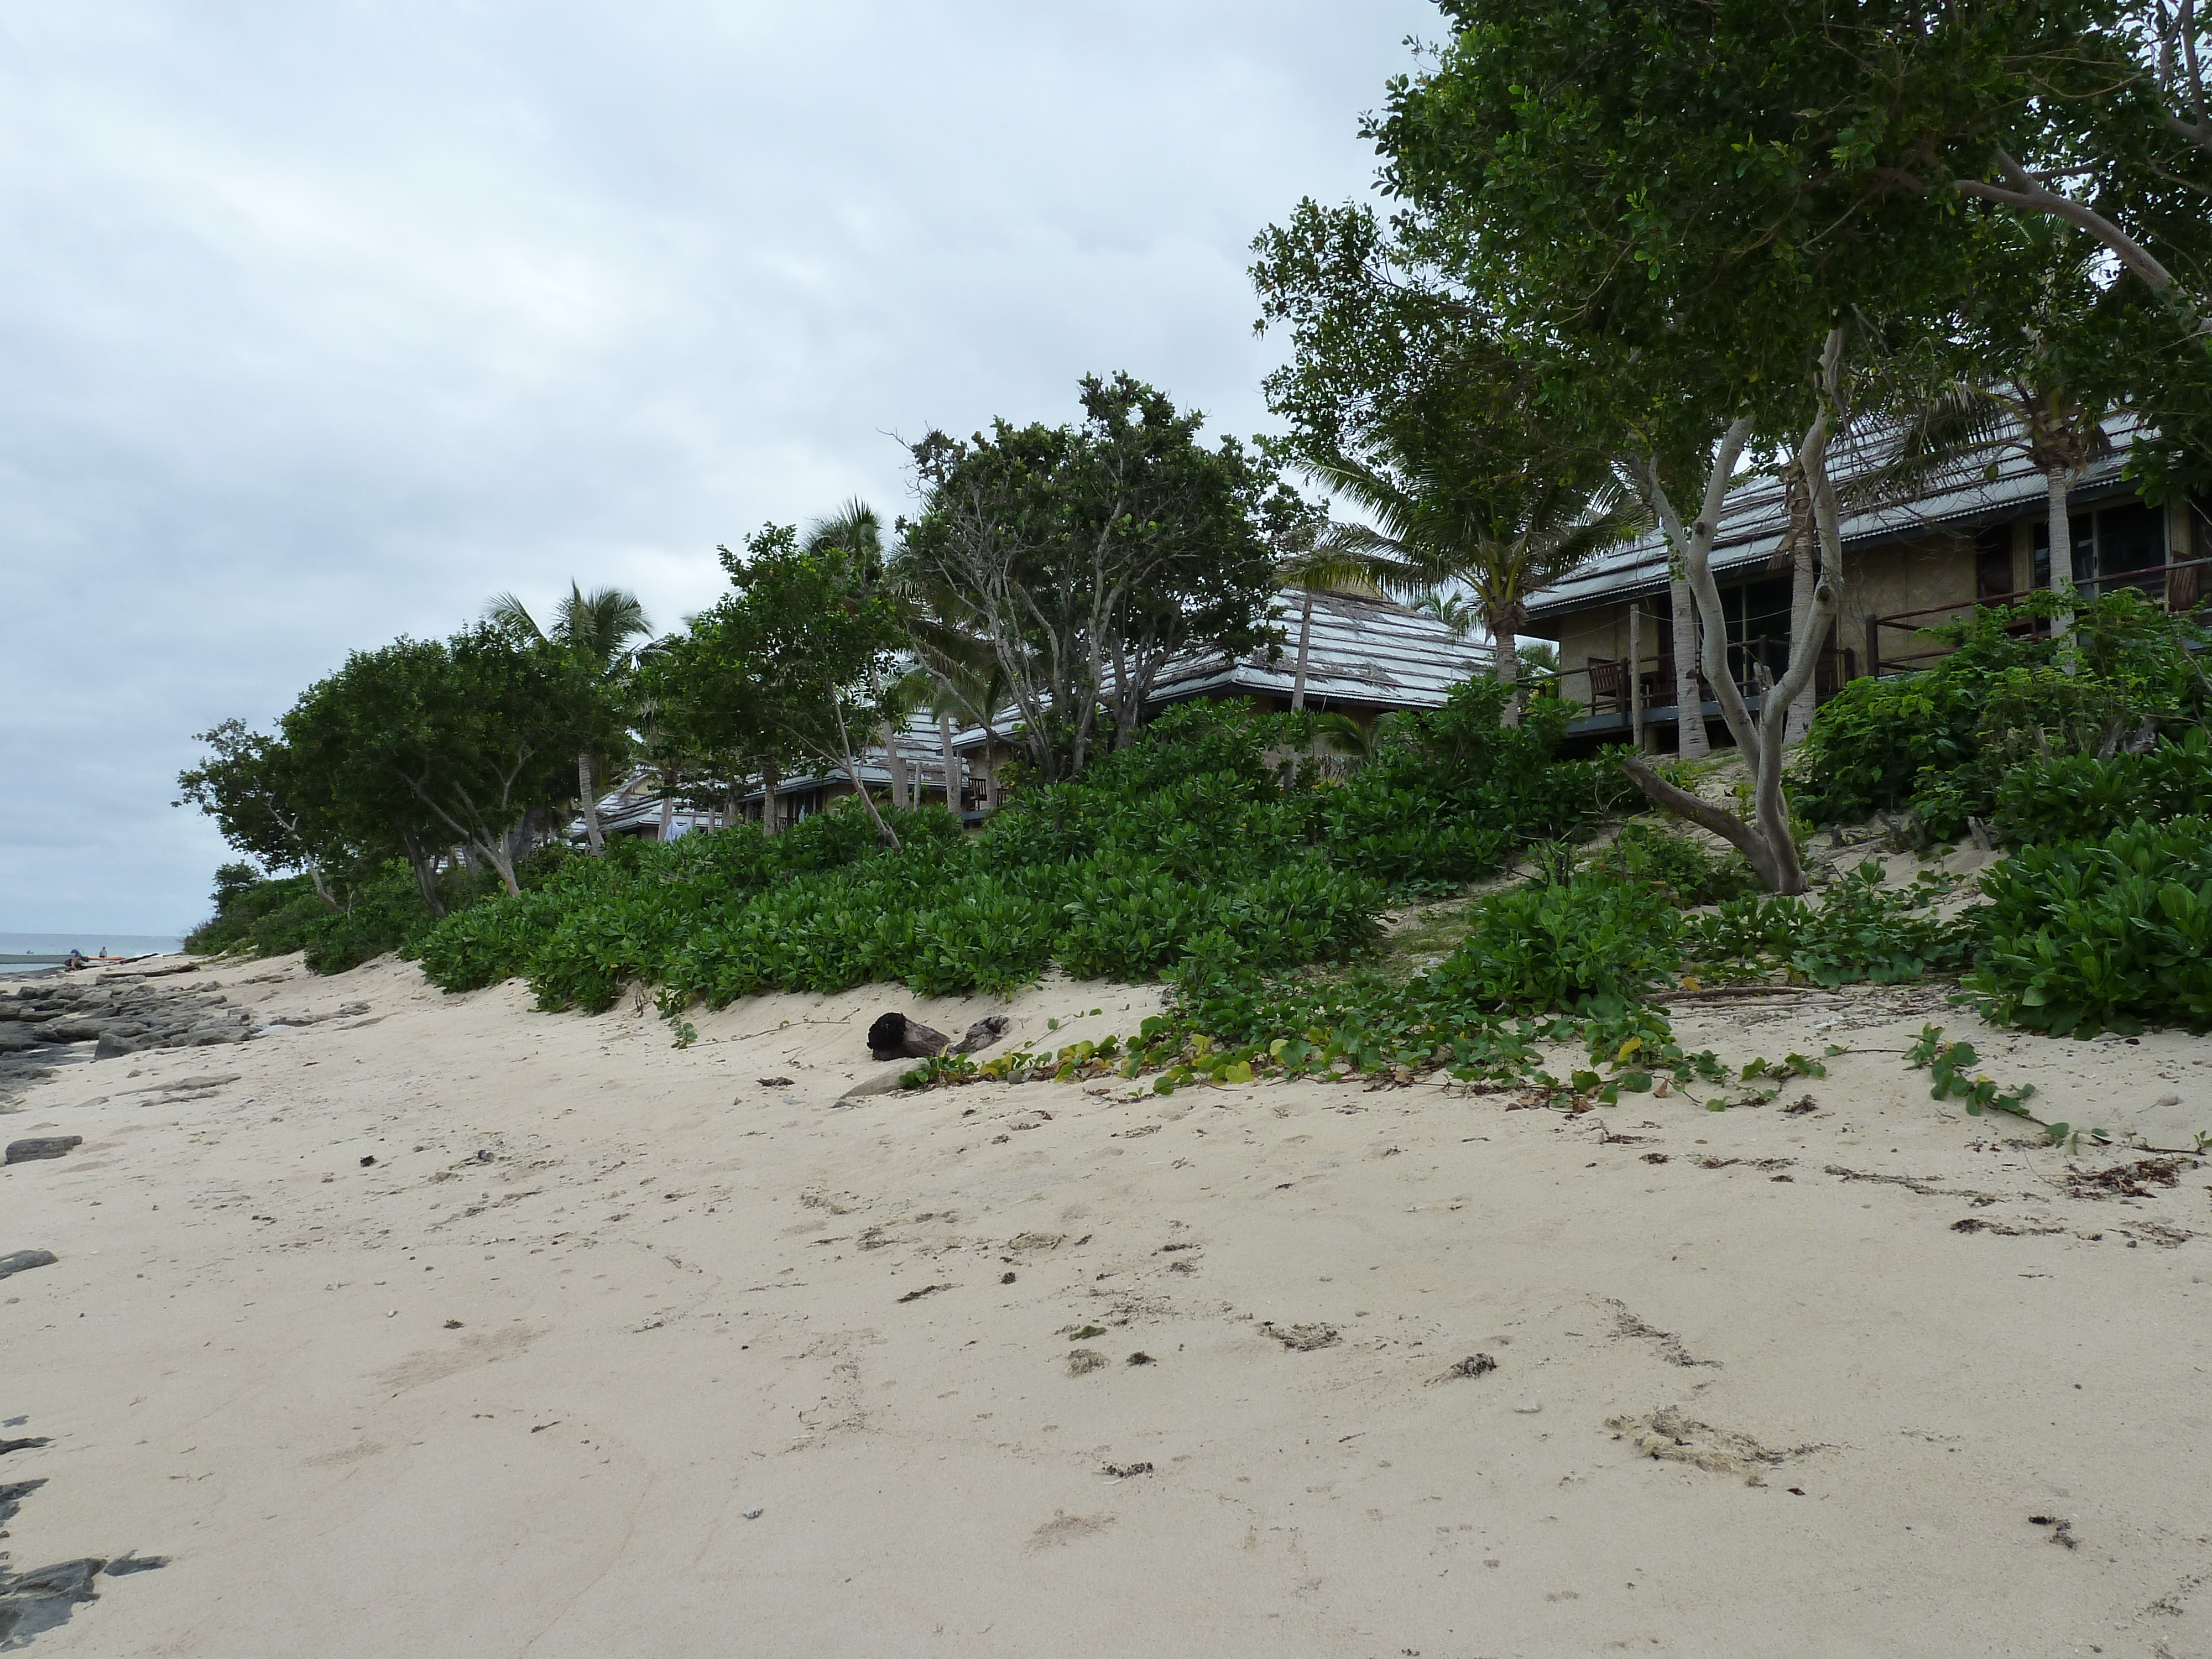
1489,596,1522,726
938,713,958,813
578,749,604,855
2046,465,2077,650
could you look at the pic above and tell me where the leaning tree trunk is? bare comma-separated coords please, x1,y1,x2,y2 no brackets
1291,588,1315,712
577,749,604,855
2046,465,2077,655
830,699,899,849
1624,335,1856,896
398,829,446,918
1490,599,1521,727
1670,573,1709,759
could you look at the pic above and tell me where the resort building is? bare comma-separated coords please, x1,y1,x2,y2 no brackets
580,590,1491,838
1520,416,2208,752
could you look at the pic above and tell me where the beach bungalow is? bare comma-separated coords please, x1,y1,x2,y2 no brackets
1521,415,2210,753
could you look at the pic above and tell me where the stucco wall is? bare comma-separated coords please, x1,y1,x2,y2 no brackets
1531,526,1985,703
1538,600,1658,712
1841,531,1978,674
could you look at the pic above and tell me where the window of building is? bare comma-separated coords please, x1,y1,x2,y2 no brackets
1974,525,2015,599
1721,575,1794,682
2032,502,2166,598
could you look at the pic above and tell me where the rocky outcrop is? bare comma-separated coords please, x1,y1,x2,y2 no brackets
0,977,258,1060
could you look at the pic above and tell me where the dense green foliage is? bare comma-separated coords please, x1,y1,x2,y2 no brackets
900,373,1286,782
1683,866,1971,988
410,686,1631,1012
1994,728,2212,845
1963,816,2212,1037
1790,590,2212,837
185,869,328,961
187,862,462,975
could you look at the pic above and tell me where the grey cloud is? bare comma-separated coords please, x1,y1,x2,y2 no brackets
0,0,1436,933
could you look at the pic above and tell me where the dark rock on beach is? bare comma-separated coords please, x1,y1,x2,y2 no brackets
0,1249,59,1280
0,1554,168,1645
0,973,261,1072
4,1137,82,1165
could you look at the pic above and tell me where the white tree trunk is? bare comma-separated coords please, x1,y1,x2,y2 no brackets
657,787,674,842
1670,575,1708,758
938,713,959,813
578,749,604,855
1291,589,1314,713
1783,538,1818,745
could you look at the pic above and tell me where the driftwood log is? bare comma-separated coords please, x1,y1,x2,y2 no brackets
866,1012,1012,1062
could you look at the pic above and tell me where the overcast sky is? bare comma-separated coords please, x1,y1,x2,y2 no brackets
1,1,1438,937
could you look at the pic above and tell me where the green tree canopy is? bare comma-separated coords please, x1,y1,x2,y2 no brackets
281,630,573,906
674,523,910,846
484,582,653,856
899,372,1283,781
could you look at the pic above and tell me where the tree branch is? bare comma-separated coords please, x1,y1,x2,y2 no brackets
1619,754,1783,881
1952,149,2181,297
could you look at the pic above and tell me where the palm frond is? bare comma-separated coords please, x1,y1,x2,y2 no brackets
483,591,545,644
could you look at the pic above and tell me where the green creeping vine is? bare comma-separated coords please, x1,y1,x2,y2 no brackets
1903,1024,2041,1124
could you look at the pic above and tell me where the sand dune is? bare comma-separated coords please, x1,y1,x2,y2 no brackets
3,952,2210,1657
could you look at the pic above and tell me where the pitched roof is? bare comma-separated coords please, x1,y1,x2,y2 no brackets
944,589,1493,752
1524,411,2144,622
1150,589,1491,709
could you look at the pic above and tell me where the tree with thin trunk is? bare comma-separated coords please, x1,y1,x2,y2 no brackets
176,720,350,910
1317,450,1639,727
282,630,572,900
1613,334,1874,894
1271,518,1421,713
899,374,1280,782
684,523,909,848
484,583,651,855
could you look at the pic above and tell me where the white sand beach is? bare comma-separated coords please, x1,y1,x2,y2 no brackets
4,953,2211,1657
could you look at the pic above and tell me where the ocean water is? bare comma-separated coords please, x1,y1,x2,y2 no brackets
0,932,185,964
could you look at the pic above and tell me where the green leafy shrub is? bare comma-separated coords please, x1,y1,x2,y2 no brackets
410,685,1618,1011
1579,821,1760,906
1792,590,2211,834
1425,870,1684,1015
189,858,497,975
1963,816,2212,1036
1992,728,2212,845
1682,864,1968,987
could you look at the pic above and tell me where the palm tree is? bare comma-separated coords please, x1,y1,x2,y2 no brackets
1273,522,1423,713
1318,455,1640,726
484,583,651,855
1312,709,1391,766
1412,590,1481,639
1904,225,2126,658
